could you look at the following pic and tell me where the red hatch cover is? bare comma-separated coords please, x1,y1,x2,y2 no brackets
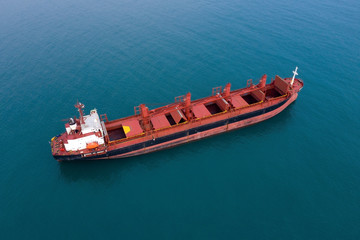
192,104,211,119
121,118,143,137
170,109,185,123
231,95,249,109
274,75,289,95
151,114,171,130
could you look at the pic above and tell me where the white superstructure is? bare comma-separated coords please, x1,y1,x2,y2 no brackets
81,109,104,135
64,109,105,151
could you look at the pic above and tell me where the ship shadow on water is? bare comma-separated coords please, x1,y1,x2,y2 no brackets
59,158,136,183
58,147,178,183
58,103,296,183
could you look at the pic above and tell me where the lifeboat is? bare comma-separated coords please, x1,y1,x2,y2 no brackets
86,142,99,149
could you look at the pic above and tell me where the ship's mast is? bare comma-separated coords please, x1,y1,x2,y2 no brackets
74,101,85,124
290,66,298,87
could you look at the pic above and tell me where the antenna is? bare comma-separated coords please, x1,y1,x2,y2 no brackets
290,66,298,87
74,101,85,124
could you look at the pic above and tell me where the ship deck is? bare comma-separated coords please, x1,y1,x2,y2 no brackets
102,76,295,146
52,75,303,160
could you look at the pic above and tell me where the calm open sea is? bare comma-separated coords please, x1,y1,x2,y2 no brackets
1,0,359,239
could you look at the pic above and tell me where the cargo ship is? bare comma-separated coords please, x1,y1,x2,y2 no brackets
51,67,303,161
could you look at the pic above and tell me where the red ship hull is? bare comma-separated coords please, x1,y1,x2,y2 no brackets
51,74,303,161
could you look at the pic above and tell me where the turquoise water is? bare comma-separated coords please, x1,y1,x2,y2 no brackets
1,0,359,239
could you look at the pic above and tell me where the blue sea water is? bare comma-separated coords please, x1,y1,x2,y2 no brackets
1,0,360,239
